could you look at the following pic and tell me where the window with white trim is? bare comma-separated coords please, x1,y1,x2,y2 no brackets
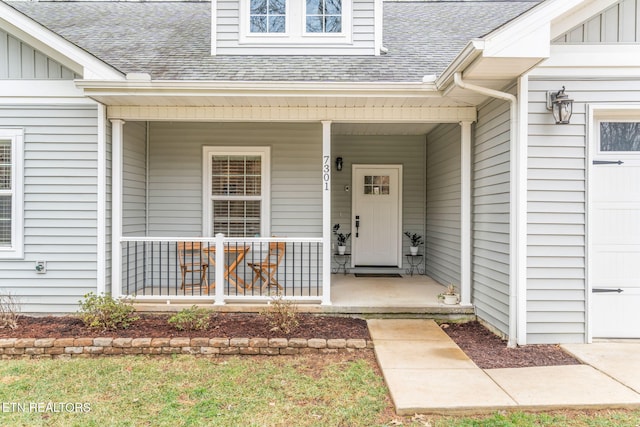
239,0,352,45
204,147,270,237
0,129,24,258
250,0,286,33
306,0,342,33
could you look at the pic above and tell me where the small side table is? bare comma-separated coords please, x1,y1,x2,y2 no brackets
405,254,424,276
333,253,351,275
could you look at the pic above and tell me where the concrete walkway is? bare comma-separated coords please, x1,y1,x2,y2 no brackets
368,319,640,415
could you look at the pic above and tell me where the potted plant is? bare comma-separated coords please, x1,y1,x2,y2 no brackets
333,224,351,255
438,284,459,305
404,232,424,255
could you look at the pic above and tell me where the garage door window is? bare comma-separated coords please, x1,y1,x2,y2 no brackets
600,122,640,152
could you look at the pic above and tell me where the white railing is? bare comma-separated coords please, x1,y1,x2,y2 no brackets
118,234,325,305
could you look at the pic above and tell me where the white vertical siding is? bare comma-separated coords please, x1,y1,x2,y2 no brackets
525,79,640,344
554,0,640,43
147,122,322,238
0,104,99,312
425,124,461,285
473,98,512,337
331,135,426,267
0,29,77,79
215,0,375,55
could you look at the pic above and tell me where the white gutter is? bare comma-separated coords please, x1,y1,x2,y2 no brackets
75,80,441,98
453,72,521,348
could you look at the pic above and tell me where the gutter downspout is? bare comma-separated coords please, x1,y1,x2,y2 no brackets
453,72,520,348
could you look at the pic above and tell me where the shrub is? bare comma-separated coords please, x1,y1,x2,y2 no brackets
259,293,299,334
0,292,21,330
168,305,212,331
77,292,139,332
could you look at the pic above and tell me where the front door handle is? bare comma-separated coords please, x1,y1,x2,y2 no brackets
593,288,623,293
355,216,360,238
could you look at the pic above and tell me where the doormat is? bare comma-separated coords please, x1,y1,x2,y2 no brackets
354,273,402,278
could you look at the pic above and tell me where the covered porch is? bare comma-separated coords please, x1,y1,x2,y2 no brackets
100,84,477,310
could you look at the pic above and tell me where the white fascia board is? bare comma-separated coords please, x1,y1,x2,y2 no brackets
0,80,86,98
0,3,124,80
75,80,441,98
434,41,486,91
533,44,640,71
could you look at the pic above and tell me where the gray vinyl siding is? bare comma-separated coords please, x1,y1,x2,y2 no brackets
147,122,322,238
123,122,147,237
525,79,640,344
331,135,426,268
472,97,512,337
425,124,460,286
0,29,77,79
0,104,99,313
554,0,640,43
215,0,375,55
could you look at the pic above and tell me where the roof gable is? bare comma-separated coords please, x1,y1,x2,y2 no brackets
0,1,123,79
0,27,78,79
553,0,640,43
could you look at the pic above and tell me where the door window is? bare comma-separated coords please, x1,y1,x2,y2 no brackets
363,175,389,195
599,122,640,152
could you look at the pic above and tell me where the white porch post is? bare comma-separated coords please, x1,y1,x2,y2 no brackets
214,233,226,305
110,119,125,298
460,121,472,305
322,120,332,305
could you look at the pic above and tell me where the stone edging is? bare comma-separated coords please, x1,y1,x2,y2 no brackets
0,337,374,359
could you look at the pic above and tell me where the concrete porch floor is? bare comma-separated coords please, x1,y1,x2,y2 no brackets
134,274,475,319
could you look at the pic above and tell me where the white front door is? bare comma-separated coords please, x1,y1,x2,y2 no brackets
591,120,640,338
352,165,402,267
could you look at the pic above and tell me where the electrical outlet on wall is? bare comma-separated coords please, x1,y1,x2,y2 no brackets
35,261,47,274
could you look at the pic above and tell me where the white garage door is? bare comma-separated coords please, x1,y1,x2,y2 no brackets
591,120,640,338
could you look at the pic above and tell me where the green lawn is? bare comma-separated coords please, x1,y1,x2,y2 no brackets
0,354,638,426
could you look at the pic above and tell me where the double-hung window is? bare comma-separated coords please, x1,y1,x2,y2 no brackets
203,147,270,237
0,129,24,259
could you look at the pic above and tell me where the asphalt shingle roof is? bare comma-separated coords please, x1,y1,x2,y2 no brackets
6,0,542,82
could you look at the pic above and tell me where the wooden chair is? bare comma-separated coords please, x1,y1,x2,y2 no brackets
247,241,286,291
177,242,209,292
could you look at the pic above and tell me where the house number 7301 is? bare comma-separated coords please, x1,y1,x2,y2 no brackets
323,156,330,191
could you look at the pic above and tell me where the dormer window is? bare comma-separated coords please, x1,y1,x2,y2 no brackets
238,0,352,47
306,0,342,33
250,0,286,33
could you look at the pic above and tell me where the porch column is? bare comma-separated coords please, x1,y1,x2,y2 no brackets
322,120,332,305
110,119,125,298
460,121,472,305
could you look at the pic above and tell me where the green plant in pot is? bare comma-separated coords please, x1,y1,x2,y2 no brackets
404,232,424,255
333,224,351,255
438,284,459,305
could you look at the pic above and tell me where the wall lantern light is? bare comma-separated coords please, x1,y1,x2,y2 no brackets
335,156,343,171
546,86,574,124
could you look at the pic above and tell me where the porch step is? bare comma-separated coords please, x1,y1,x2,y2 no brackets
132,301,475,322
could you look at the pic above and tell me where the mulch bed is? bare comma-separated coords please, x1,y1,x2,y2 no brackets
441,321,581,369
0,313,370,340
0,314,581,369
